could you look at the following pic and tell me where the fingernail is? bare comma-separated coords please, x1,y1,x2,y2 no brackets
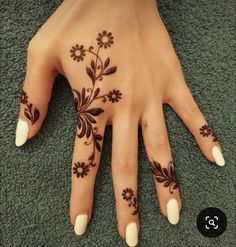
15,119,29,146
167,199,179,225
74,214,88,235
125,222,138,247
212,146,225,166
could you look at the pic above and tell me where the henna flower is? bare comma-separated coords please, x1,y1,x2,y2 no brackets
20,90,28,104
96,30,114,48
200,124,212,137
73,162,89,178
70,44,86,62
107,89,122,102
122,188,134,201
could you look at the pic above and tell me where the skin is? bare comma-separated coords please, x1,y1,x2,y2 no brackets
16,0,224,245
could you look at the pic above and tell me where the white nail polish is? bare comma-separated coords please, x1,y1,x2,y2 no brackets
167,199,179,225
15,119,29,147
125,222,138,247
212,146,225,166
74,214,88,235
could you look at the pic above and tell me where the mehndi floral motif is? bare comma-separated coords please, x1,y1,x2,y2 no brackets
122,188,138,215
70,44,86,62
150,161,178,194
71,30,122,178
73,162,89,178
20,89,40,124
96,30,114,49
199,124,218,142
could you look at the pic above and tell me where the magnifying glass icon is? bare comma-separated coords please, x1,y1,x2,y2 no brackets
208,219,215,226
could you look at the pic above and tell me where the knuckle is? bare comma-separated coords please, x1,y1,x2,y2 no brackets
27,36,50,57
115,157,137,172
182,100,201,120
150,133,169,150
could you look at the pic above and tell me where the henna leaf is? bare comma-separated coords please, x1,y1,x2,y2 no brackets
91,60,95,71
163,168,169,177
83,95,89,106
86,67,95,82
173,183,178,189
95,134,103,141
86,108,104,116
88,152,95,161
85,119,92,138
164,181,171,187
73,90,81,108
81,88,86,105
74,98,78,109
94,140,101,152
84,113,96,124
104,66,117,75
32,108,40,124
132,209,138,215
28,103,32,111
24,110,32,121
93,88,100,99
104,58,110,68
77,117,86,138
77,116,81,129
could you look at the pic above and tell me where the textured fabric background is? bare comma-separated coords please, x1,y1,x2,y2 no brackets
0,1,235,247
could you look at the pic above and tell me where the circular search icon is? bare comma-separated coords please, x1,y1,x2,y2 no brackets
197,207,227,238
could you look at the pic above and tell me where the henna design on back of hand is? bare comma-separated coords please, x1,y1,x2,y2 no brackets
20,90,40,124
122,188,138,215
150,161,178,194
71,30,122,178
199,124,218,142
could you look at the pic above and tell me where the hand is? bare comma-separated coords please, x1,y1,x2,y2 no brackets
15,0,225,246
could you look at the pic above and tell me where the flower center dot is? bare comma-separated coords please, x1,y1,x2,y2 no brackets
77,167,83,173
102,36,109,43
75,50,81,56
111,94,116,98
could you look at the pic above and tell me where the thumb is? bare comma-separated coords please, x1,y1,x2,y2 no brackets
15,41,57,146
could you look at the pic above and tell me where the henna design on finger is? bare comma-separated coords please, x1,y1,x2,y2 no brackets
199,124,218,142
70,31,122,178
150,161,178,194
122,188,138,215
20,90,40,124
73,162,89,178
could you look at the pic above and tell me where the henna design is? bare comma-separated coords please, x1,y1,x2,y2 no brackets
150,161,178,194
122,188,138,215
73,162,89,178
71,31,122,178
199,124,218,142
20,90,40,124
96,30,114,48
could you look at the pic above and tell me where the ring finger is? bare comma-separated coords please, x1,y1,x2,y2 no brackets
112,112,140,247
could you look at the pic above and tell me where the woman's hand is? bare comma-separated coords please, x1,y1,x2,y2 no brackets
15,0,225,246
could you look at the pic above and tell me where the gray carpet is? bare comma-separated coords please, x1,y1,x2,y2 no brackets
0,0,235,246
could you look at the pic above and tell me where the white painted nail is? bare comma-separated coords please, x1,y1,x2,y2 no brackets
15,119,29,147
167,199,179,225
125,222,138,247
212,146,225,166
74,214,88,235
